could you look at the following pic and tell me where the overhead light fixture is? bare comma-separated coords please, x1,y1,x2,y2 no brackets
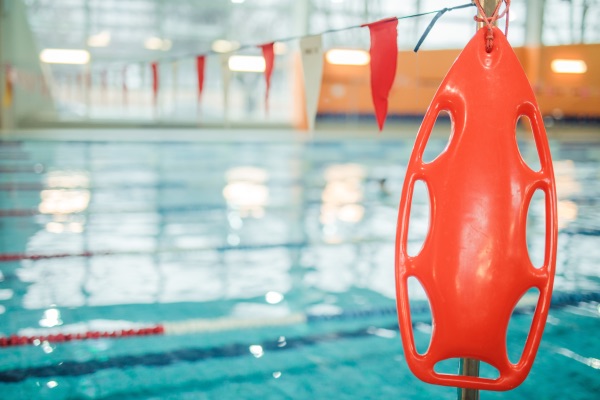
87,30,111,47
145,37,163,50
39,49,90,64
212,39,240,53
231,0,245,3
228,55,266,72
144,37,172,51
551,59,587,74
325,49,370,66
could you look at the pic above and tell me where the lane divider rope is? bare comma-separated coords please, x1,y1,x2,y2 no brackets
1,290,598,348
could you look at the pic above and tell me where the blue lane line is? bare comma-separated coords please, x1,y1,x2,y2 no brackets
0,323,395,383
306,290,600,323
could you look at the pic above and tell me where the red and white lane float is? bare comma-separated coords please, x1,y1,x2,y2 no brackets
395,0,557,392
0,325,165,348
1,291,596,350
0,314,307,348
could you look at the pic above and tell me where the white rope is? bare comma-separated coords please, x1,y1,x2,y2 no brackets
163,313,307,335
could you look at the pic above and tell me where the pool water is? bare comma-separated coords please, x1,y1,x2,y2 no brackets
0,130,599,399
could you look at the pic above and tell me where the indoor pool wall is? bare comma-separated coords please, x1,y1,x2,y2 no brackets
0,125,599,399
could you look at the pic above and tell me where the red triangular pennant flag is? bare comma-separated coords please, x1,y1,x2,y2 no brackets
259,42,275,112
196,55,205,103
151,62,159,105
363,17,398,131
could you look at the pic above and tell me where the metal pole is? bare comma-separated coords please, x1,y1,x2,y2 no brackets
476,0,500,29
458,1,500,399
458,358,480,400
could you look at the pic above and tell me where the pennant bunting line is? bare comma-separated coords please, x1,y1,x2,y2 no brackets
1,3,475,128
141,2,474,65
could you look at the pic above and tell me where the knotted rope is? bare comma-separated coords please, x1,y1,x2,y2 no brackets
473,0,511,52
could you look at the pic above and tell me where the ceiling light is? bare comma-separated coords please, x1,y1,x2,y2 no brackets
39,49,90,64
144,37,171,51
145,37,163,50
87,31,111,47
325,49,370,66
228,55,265,72
551,59,587,74
212,39,240,53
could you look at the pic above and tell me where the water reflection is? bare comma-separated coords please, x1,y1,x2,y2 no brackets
45,170,90,189
249,344,264,358
223,166,269,218
19,259,86,309
39,308,63,328
0,289,13,300
265,291,284,304
557,200,578,230
554,160,581,198
39,189,90,215
41,341,54,354
45,220,85,234
553,346,600,370
321,164,366,243
39,170,91,215
2,138,599,349
554,160,580,229
36,168,92,262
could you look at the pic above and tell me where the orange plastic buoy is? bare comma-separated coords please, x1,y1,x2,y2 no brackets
395,26,557,391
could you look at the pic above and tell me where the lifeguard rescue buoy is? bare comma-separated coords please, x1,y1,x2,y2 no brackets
395,26,558,391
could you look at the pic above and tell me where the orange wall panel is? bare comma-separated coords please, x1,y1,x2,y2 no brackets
315,43,600,119
535,44,600,117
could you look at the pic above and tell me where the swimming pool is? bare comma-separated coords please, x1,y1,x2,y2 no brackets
0,127,599,399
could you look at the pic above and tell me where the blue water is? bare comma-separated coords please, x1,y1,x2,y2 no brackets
0,132,599,399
